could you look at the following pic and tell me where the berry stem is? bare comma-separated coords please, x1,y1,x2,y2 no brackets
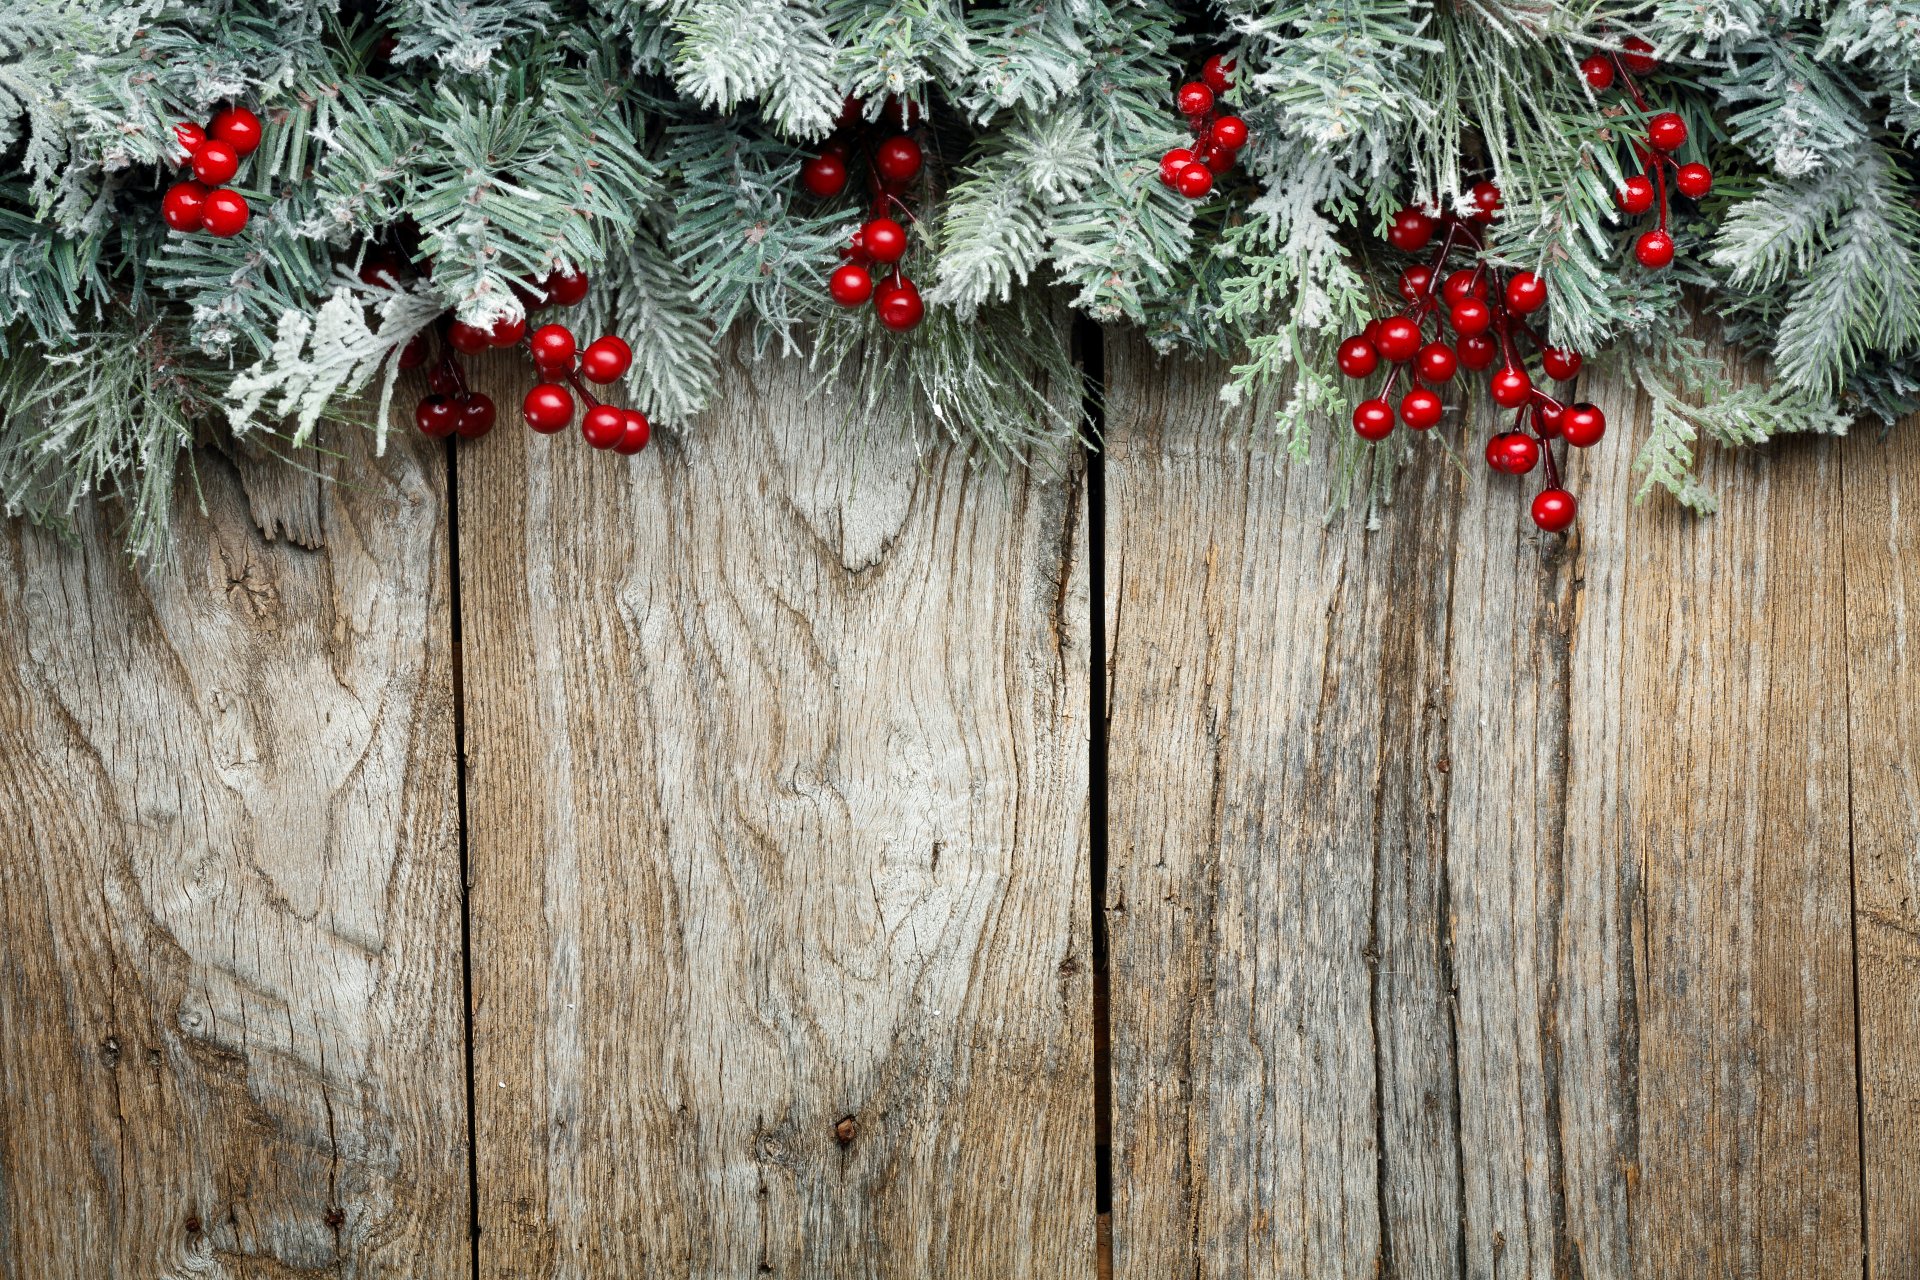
564,367,601,409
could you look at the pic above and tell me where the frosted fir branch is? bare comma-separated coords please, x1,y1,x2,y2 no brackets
584,231,722,425
386,0,559,72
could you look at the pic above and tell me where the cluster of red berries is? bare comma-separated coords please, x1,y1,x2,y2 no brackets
160,107,263,238
801,98,927,332
1579,38,1710,270
1158,54,1249,200
1337,192,1606,533
392,265,649,454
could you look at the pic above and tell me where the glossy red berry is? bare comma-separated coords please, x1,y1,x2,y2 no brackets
801,152,849,198
1399,387,1444,430
415,395,459,438
1532,488,1578,532
1635,228,1676,268
200,189,249,237
399,333,429,370
1199,143,1235,175
456,392,497,439
544,270,590,306
614,409,652,455
1417,342,1458,383
161,181,208,232
1176,82,1215,116
1533,401,1565,438
1490,364,1533,408
1398,265,1434,302
522,383,574,433
488,314,527,348
580,335,633,383
1457,333,1498,371
191,139,240,186
1175,163,1213,198
1374,316,1422,363
1160,148,1195,187
830,263,874,307
581,404,625,449
1647,112,1688,152
876,277,925,331
447,321,490,355
173,122,207,162
1676,163,1713,198
1620,37,1657,74
1505,271,1548,314
1202,54,1236,93
1487,431,1540,475
1449,299,1491,337
427,363,461,397
1580,55,1615,91
1387,207,1435,252
1209,116,1248,150
874,136,923,185
1616,175,1655,215
1563,401,1607,447
1337,336,1379,379
1443,269,1486,305
530,324,576,372
1352,398,1395,441
209,106,263,157
863,217,908,264
1541,348,1583,381
1470,180,1503,224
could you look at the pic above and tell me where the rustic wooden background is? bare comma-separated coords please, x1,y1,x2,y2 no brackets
1,328,1914,1278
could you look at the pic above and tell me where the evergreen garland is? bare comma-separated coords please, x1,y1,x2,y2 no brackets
1,0,1914,553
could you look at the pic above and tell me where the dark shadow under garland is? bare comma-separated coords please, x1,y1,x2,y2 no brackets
0,0,1912,552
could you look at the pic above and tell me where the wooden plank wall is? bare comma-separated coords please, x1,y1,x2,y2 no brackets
1,329,1915,1277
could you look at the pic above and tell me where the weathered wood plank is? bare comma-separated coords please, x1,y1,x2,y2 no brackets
0,428,468,1277
457,339,1093,1277
1841,422,1920,1280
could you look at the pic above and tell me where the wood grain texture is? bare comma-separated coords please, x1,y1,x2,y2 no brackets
1104,331,1876,1278
457,340,1093,1278
0,428,468,1278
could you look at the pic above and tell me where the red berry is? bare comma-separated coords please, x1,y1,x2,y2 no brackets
1160,148,1195,187
488,314,527,348
1201,53,1236,93
1676,162,1713,198
830,262,874,307
522,383,574,433
1199,143,1235,175
161,181,208,232
1209,116,1248,150
1442,269,1486,305
427,363,461,398
1388,207,1434,251
1563,401,1607,447
880,95,923,128
399,333,429,370
580,335,633,383
1336,336,1379,379
200,189,249,237
173,122,207,163
1635,228,1675,268
1470,180,1503,224
1399,265,1434,302
1490,364,1533,408
530,323,576,371
1621,37,1656,74
1534,401,1565,438
1616,175,1655,214
209,106,263,157
1175,163,1214,198
448,321,490,355
874,136,923,185
191,139,239,186
1176,82,1215,116
1364,318,1384,346
1532,488,1578,532
1647,112,1688,152
544,270,590,306
1505,271,1548,314
1487,431,1540,475
358,253,404,288
1417,342,1458,383
614,409,652,455
1374,315,1422,363
1449,299,1491,337
1541,347,1583,381
801,152,849,198
876,277,925,331
863,217,908,264
456,392,497,439
581,404,625,449
1580,55,1615,91
1399,387,1444,430
1457,333,1498,371
415,395,459,438
838,95,864,128
1352,398,1395,441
